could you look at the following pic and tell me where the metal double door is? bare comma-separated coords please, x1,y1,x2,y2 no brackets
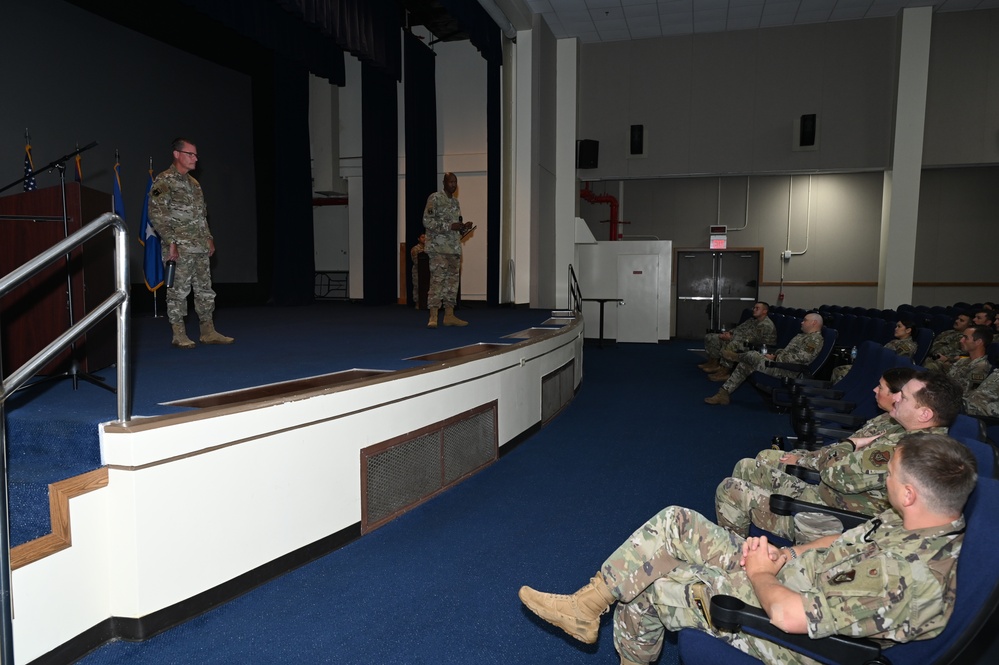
675,250,760,339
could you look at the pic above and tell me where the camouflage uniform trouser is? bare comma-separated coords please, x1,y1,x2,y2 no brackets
601,506,794,664
719,452,846,544
164,250,216,326
721,350,798,394
718,448,892,544
426,252,460,309
704,333,739,369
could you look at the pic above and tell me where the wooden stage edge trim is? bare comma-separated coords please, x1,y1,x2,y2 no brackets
11,468,109,570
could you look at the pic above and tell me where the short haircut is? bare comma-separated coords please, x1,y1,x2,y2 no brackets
756,301,770,312
883,366,918,394
973,308,995,322
171,137,194,152
968,325,995,347
910,371,963,427
895,433,977,516
804,312,823,326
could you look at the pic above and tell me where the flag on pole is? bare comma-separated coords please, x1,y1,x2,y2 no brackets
138,168,164,291
23,142,37,191
74,152,83,183
112,158,126,219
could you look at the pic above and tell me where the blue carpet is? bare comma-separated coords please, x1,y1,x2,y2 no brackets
74,337,786,664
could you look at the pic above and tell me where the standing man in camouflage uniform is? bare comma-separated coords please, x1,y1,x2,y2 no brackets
517,434,975,665
923,313,970,371
422,172,472,328
714,371,960,543
947,325,993,393
705,313,824,406
699,302,777,379
148,138,233,349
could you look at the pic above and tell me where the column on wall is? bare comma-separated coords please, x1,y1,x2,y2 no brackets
879,6,932,308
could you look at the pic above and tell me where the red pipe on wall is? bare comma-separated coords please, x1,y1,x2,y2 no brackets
580,182,625,240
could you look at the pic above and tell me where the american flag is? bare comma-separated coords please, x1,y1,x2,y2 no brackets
23,143,36,191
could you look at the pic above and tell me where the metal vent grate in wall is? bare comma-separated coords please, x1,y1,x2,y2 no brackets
361,402,497,533
541,358,575,424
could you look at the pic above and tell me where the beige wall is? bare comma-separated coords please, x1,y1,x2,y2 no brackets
574,9,999,311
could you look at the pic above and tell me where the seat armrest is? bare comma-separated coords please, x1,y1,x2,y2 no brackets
806,398,856,412
768,494,871,531
810,411,865,428
795,387,845,400
785,465,821,484
709,595,885,665
766,360,808,374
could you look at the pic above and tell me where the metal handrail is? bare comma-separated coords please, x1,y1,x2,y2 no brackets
568,264,582,314
0,211,131,664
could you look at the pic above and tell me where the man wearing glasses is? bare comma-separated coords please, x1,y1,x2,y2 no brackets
148,138,233,348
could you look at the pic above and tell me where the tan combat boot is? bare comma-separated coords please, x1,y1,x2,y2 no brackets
698,358,720,372
427,307,439,328
442,307,468,327
704,388,730,405
708,369,731,382
171,323,195,349
199,320,234,345
620,656,645,665
518,573,615,644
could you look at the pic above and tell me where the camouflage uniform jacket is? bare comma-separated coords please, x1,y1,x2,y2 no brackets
422,190,462,255
964,369,999,416
885,337,917,358
793,414,903,471
779,508,964,648
148,164,212,253
773,331,824,368
813,427,948,512
948,356,992,394
730,316,778,351
928,329,962,360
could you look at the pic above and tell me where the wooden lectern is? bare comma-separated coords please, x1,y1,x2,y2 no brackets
0,183,115,379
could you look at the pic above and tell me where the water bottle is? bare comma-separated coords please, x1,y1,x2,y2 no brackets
850,345,858,363
164,260,177,288
760,343,768,356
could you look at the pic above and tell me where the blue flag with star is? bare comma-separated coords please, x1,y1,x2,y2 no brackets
138,169,164,291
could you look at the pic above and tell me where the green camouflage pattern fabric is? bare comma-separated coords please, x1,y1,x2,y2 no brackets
422,190,463,309
704,317,778,367
148,164,216,325
422,190,462,255
722,331,823,394
948,356,992,394
716,427,947,542
410,239,425,304
602,505,963,664
928,329,962,361
964,369,999,416
427,253,461,309
148,164,212,253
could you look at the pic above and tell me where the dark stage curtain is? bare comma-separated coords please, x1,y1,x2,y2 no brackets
362,61,400,304
265,55,316,305
273,0,402,81
438,0,502,64
486,58,501,305
404,32,438,305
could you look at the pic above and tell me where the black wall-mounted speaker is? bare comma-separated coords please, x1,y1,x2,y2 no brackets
630,124,644,155
577,139,599,169
799,114,817,147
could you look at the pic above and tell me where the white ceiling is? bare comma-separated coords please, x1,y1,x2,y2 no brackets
520,0,999,43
